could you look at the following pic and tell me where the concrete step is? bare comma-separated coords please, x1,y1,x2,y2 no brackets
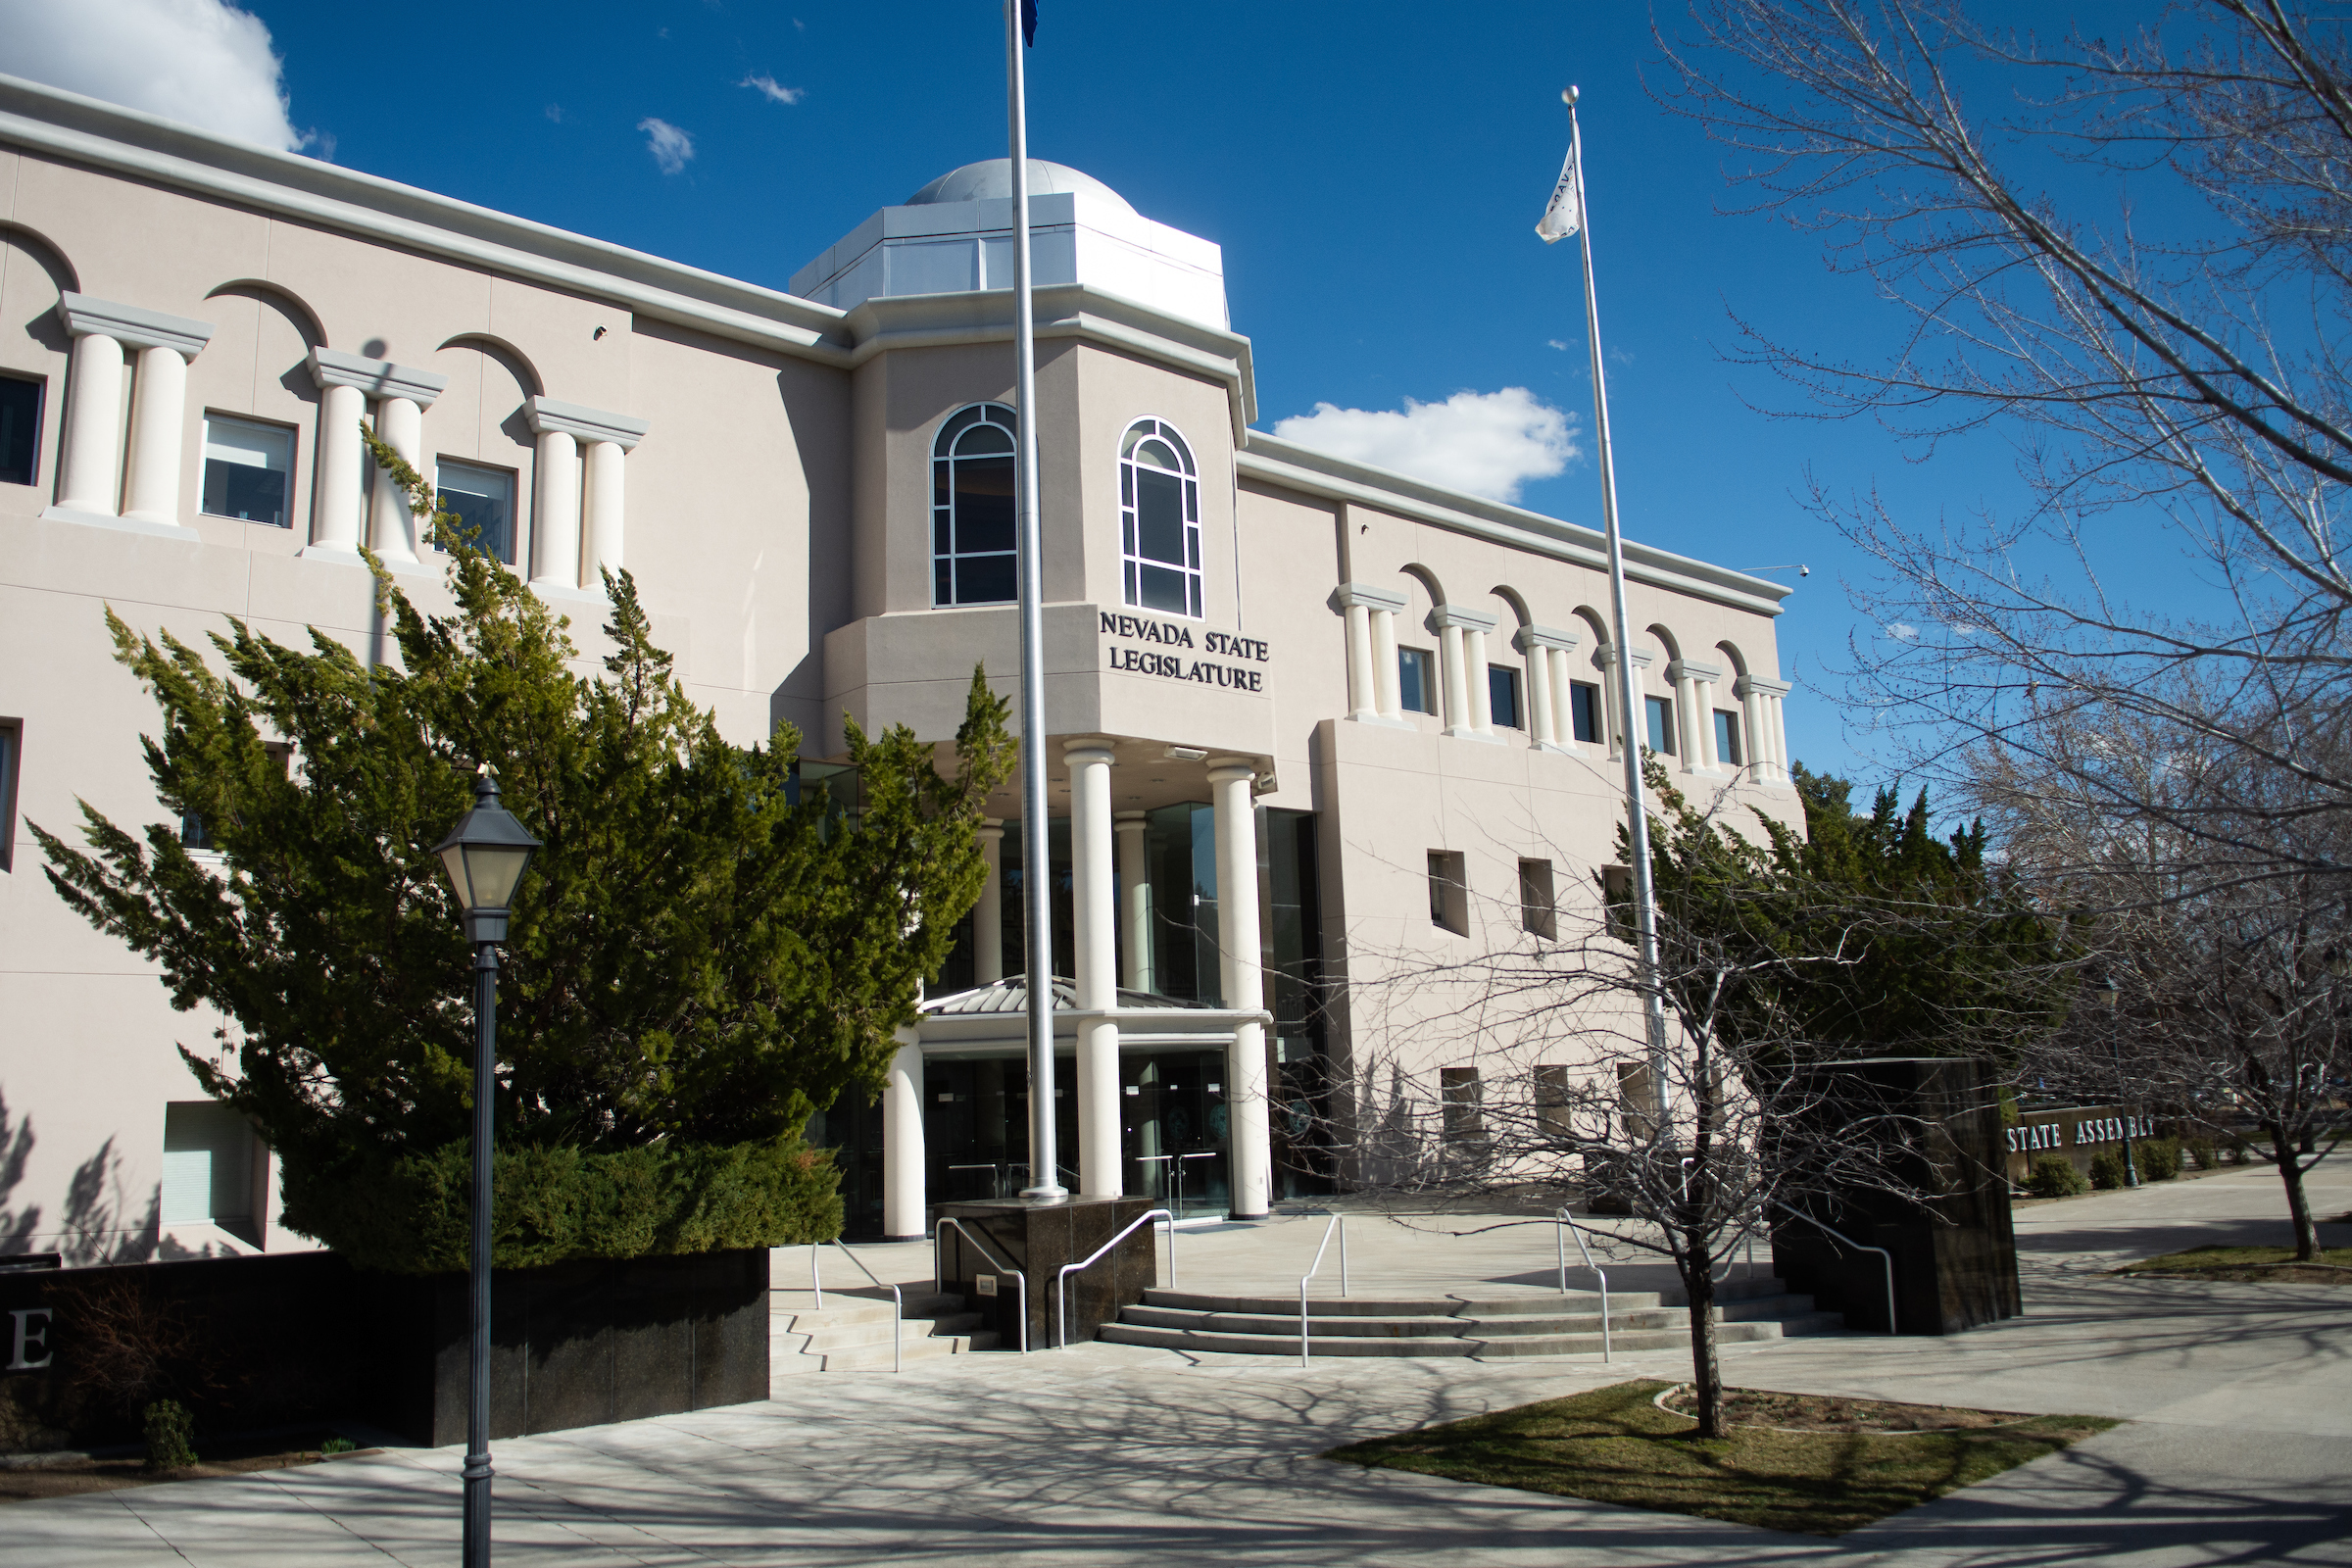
1096,1318,1798,1357
1141,1288,1672,1317
769,1288,1004,1373
1115,1302,1690,1338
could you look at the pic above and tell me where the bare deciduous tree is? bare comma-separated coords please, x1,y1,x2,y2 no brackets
1658,0,2352,887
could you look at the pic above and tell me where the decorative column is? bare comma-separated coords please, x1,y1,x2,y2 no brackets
525,397,649,592
881,1023,926,1240
308,349,448,564
1429,606,1497,739
1549,646,1578,744
1115,809,1152,994
1736,675,1792,783
45,293,214,537
1517,624,1581,749
1465,623,1494,735
1370,603,1402,720
1331,583,1405,722
975,819,1005,984
1065,739,1123,1199
1671,659,1724,770
1208,758,1271,1219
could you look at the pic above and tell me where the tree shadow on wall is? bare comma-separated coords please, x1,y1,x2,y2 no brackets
0,1089,160,1264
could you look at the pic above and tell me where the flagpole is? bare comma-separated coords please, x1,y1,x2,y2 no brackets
1563,85,1671,1124
1007,0,1065,1201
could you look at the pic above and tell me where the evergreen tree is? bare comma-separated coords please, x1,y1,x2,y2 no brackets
34,435,1011,1269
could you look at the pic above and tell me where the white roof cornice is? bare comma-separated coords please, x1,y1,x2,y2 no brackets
1239,431,1793,618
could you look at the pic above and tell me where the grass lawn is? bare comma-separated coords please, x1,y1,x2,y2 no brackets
2117,1245,2352,1283
1326,1379,2115,1537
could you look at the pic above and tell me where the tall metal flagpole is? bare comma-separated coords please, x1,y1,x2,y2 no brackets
1562,85,1672,1121
1007,0,1065,1201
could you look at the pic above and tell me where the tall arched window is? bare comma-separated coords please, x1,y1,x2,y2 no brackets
1119,418,1200,618
932,403,1018,606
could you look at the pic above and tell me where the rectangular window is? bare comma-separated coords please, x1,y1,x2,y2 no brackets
1427,849,1467,935
1489,664,1522,729
1535,1063,1571,1137
161,1101,257,1237
0,374,41,487
435,460,516,564
1440,1066,1486,1146
1518,858,1556,939
1644,695,1676,755
1714,710,1743,766
1398,648,1437,715
0,718,20,872
201,414,294,528
1601,863,1634,943
1570,681,1602,744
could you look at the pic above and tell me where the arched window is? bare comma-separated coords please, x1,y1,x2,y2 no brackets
932,403,1019,606
1119,418,1200,618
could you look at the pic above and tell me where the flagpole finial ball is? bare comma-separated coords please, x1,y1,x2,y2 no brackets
1563,85,1579,105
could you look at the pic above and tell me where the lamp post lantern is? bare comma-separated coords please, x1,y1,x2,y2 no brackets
431,769,540,1568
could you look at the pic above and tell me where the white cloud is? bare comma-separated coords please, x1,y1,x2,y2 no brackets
0,0,305,151
1886,622,1919,640
1271,387,1578,504
1546,338,1572,351
545,103,565,123
637,117,694,175
738,73,805,106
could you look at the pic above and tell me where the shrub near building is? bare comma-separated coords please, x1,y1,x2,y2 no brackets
36,497,1011,1272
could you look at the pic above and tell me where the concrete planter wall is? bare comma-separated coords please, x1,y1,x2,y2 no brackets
0,1248,769,1452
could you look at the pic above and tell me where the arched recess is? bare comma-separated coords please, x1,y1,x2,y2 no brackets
420,336,541,566
1398,561,1446,608
1713,640,1750,678
1644,622,1683,665
189,281,330,534
1,221,78,360
1491,584,1533,629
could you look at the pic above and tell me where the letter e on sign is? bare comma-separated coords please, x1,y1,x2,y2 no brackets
8,1307,52,1371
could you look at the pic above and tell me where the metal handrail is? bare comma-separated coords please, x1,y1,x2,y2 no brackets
1769,1200,1897,1334
1554,1209,1611,1362
809,1239,905,1374
1053,1207,1175,1348
1297,1213,1349,1367
933,1217,1030,1353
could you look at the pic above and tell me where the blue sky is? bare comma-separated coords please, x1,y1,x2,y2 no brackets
9,0,2189,805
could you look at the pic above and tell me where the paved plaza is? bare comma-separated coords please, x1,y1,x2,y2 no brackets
10,1164,2349,1566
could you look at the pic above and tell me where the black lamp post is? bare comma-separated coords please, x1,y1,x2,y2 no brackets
431,770,540,1568
2089,974,2139,1188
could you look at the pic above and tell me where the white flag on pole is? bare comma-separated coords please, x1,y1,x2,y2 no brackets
1536,137,1582,243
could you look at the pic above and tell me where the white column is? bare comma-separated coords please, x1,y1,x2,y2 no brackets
1438,622,1469,735
307,348,448,564
975,819,1005,984
1370,608,1401,720
1066,740,1122,1199
530,427,581,593
1549,647,1577,745
47,295,214,534
1771,694,1790,779
1736,675,1791,784
120,344,190,527
368,395,424,563
1209,759,1271,1219
526,396,648,592
1669,662,1702,771
311,383,367,555
51,330,124,516
1334,583,1408,723
583,438,626,589
1342,602,1375,718
1116,809,1152,994
1522,631,1556,746
881,1026,927,1240
1465,625,1494,735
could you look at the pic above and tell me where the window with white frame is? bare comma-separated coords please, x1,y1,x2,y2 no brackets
1569,681,1602,744
1398,647,1438,715
931,403,1018,606
1119,418,1201,618
435,460,516,564
1489,664,1522,729
1714,710,1744,765
201,414,294,528
1644,695,1676,755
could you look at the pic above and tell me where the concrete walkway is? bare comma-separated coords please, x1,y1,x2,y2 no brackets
12,1164,2349,1566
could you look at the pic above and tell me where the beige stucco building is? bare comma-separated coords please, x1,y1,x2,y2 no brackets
0,73,1797,1260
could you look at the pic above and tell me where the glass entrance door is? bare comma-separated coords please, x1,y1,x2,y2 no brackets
1123,1049,1231,1219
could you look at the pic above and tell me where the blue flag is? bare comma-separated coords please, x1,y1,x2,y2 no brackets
1022,0,1037,45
